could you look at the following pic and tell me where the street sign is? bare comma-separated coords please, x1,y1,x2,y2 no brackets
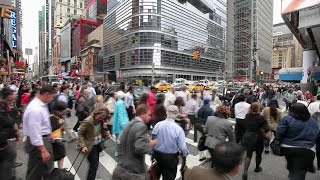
25,48,33,55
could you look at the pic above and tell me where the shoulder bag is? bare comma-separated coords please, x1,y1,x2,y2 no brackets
198,134,207,151
270,135,284,156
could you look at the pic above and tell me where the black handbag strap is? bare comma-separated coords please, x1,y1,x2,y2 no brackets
69,150,87,174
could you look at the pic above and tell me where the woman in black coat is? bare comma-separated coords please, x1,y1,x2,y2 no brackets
152,94,166,127
241,102,270,180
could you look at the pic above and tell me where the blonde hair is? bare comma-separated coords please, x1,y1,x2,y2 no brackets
95,95,104,104
92,106,109,121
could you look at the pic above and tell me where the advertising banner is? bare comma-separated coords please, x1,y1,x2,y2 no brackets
282,0,320,14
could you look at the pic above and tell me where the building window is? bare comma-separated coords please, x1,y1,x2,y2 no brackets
80,2,83,8
74,9,77,14
67,8,70,13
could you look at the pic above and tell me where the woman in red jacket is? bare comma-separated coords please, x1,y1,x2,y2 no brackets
20,88,31,107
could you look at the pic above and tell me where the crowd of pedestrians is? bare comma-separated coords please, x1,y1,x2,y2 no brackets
0,80,319,180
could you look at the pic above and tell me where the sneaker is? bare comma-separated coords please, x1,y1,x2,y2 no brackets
115,151,119,157
264,150,270,154
254,167,263,172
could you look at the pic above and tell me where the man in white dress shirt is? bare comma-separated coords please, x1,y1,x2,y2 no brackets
234,93,250,143
125,86,136,121
23,85,57,180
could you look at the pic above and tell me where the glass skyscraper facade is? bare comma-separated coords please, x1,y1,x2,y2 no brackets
226,0,273,81
103,0,227,82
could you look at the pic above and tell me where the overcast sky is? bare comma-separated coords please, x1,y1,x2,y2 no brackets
21,0,283,63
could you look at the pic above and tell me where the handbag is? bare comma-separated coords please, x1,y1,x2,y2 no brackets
270,135,284,156
50,150,86,180
261,129,273,140
148,160,160,180
198,134,207,151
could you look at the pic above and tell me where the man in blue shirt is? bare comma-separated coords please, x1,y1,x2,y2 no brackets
152,105,189,180
197,98,214,121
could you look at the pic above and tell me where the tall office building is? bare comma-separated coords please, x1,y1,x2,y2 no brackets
38,5,47,76
272,23,303,68
103,0,227,83
54,0,85,27
226,0,273,81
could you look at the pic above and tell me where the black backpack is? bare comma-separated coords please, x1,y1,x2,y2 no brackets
48,93,63,113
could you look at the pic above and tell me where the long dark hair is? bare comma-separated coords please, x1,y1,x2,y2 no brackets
156,94,165,104
289,103,310,121
174,96,185,107
138,93,149,105
269,99,279,121
28,88,39,103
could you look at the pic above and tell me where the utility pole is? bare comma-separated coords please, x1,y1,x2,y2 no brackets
151,62,155,85
252,33,258,83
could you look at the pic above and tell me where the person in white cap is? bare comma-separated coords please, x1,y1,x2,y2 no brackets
112,91,129,156
152,105,189,180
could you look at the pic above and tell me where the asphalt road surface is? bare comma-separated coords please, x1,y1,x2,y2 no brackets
15,98,320,180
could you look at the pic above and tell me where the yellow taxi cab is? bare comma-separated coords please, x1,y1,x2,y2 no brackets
155,83,171,92
188,83,204,92
188,83,195,92
205,85,214,90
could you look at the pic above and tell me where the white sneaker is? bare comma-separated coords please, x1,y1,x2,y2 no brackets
99,152,105,157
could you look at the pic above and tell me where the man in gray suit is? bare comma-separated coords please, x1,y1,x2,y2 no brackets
112,104,157,180
204,105,235,167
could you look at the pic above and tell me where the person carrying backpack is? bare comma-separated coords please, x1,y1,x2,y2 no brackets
56,85,75,142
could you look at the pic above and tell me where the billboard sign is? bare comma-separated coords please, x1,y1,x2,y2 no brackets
282,0,320,14
60,23,71,62
10,11,17,49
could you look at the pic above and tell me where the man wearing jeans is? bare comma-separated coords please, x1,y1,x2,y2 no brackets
23,85,57,180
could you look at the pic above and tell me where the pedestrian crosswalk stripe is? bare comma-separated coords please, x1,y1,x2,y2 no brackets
98,150,118,174
71,128,202,179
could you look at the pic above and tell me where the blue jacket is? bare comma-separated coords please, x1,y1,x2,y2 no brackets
112,99,129,135
197,105,213,121
277,115,320,148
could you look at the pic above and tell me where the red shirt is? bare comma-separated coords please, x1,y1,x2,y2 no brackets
21,93,30,105
75,90,80,99
147,90,156,115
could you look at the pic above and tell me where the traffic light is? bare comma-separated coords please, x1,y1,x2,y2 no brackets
193,51,201,61
1,8,11,19
25,63,29,71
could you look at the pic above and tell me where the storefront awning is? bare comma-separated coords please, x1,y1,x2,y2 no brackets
279,73,303,81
